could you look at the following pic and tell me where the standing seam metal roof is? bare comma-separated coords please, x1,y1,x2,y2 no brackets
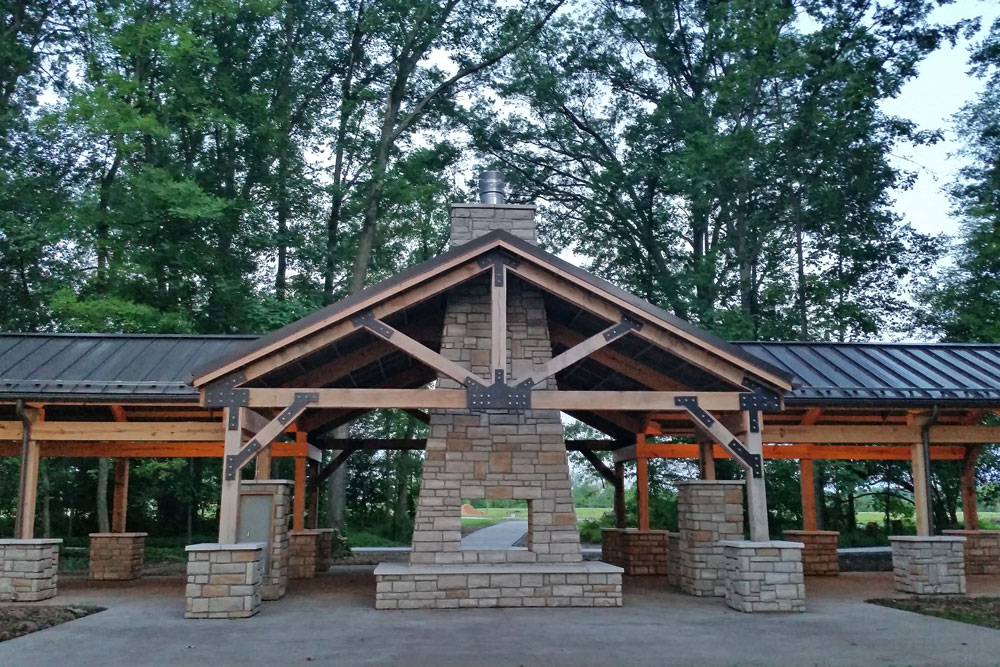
3,334,1000,406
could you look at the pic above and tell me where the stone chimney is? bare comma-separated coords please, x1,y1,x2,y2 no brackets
450,171,537,246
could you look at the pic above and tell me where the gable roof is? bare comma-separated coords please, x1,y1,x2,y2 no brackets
0,333,254,401
188,230,795,392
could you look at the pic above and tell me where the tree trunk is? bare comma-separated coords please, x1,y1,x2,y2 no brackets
97,458,110,533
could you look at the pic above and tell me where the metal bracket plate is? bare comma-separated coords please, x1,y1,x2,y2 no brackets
204,372,249,416
351,311,393,339
675,395,714,428
476,250,521,271
726,439,763,478
603,316,643,341
224,393,318,480
467,380,532,409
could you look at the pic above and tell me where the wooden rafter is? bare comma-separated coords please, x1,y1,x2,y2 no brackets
491,263,507,379
526,318,639,387
549,324,687,390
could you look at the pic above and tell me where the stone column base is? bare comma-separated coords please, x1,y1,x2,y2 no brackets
374,562,623,609
677,480,745,597
782,530,840,576
289,531,319,579
890,536,966,595
315,529,335,574
0,539,61,602
601,529,669,575
185,543,264,619
942,530,1000,575
666,532,680,584
89,533,146,581
240,480,291,601
721,540,805,613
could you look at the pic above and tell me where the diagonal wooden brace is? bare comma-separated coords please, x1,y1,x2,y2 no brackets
523,316,642,387
352,310,484,388
224,392,317,480
309,447,357,490
675,396,762,478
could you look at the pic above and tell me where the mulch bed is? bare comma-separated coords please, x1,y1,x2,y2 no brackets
869,596,1000,630
0,605,104,642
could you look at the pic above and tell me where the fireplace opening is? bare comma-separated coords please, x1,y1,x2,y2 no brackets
461,498,531,550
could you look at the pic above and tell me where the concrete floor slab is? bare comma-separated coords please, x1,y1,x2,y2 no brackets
1,569,999,666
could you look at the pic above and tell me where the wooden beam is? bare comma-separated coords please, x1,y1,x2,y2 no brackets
255,445,272,479
632,442,966,461
961,445,982,530
761,424,1000,445
912,438,932,537
356,315,479,387
527,320,636,387
15,407,41,539
281,339,393,388
0,421,225,442
310,449,356,490
112,458,129,533
800,459,817,531
506,256,786,390
698,439,716,480
491,264,507,379
0,440,308,458
241,388,746,411
206,259,488,387
293,455,306,532
636,438,650,531
549,323,687,390
743,411,769,542
613,461,626,529
218,407,243,544
579,448,616,486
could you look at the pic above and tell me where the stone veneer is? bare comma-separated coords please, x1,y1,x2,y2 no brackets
890,535,966,595
374,562,622,609
449,203,537,246
721,540,805,613
240,480,290,600
288,531,319,579
782,530,840,576
315,529,335,574
676,480,745,597
0,538,61,602
942,530,1000,575
185,543,264,619
666,532,681,584
601,529,669,576
89,532,146,580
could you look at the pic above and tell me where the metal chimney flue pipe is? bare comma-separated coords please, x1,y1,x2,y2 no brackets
478,171,506,205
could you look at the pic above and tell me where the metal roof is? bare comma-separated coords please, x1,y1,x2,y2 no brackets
0,333,254,401
3,334,1000,408
740,341,1000,406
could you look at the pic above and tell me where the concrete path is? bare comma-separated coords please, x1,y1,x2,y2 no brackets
460,519,528,550
3,571,1000,666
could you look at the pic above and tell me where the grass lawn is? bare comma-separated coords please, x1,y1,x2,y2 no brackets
869,596,1000,630
856,511,1000,526
460,507,612,524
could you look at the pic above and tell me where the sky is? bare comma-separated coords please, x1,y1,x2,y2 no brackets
883,0,1000,239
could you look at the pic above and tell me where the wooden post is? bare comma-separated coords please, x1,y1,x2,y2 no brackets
613,461,626,529
636,435,650,531
306,458,320,530
800,459,817,531
255,446,272,479
911,439,932,536
218,407,244,544
961,445,982,530
744,410,769,542
698,439,716,480
112,458,130,533
293,456,306,532
15,407,41,539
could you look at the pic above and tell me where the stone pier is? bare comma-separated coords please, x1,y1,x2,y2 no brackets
783,530,839,576
185,543,264,619
890,535,966,595
676,480,745,597
666,531,681,584
288,531,319,579
601,529,669,576
942,529,1000,575
315,529,336,574
89,533,146,581
0,538,61,602
721,540,805,613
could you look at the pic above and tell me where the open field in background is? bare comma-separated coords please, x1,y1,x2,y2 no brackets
856,511,1000,527
460,507,611,526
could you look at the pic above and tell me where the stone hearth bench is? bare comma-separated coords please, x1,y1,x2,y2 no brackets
374,561,623,609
